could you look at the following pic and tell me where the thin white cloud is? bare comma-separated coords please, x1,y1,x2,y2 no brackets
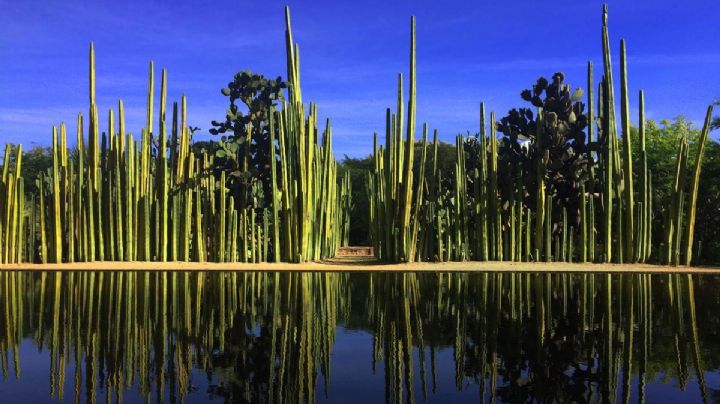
423,52,720,74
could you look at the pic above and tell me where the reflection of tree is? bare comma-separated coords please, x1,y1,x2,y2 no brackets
367,273,423,404
363,272,717,404
0,271,718,403
208,273,349,403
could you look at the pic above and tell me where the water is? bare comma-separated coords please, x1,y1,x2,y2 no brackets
0,271,719,403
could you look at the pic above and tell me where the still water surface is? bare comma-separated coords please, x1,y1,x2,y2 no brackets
0,271,719,403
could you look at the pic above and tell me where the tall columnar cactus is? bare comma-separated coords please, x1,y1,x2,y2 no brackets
587,61,597,263
368,16,422,262
619,39,634,262
479,104,489,261
637,91,649,263
682,106,714,266
266,6,346,262
600,4,616,264
1,145,24,264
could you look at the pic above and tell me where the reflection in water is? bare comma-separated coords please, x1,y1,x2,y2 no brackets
0,271,718,403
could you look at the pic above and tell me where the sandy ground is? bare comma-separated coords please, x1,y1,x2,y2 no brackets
1,257,720,273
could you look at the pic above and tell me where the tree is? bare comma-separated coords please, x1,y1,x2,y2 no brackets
338,155,372,245
631,117,700,206
695,140,720,264
6,145,53,195
496,72,591,230
632,116,720,264
210,71,286,209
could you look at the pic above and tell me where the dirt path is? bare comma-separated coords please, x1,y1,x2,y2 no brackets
2,257,720,273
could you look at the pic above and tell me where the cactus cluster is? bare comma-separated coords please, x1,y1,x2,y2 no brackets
0,7,350,265
368,5,714,265
0,5,713,267
0,145,25,264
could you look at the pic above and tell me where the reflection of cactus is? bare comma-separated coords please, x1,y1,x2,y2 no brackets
362,271,709,403
0,271,714,403
0,271,351,403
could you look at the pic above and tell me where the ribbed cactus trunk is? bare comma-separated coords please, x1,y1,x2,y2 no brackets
637,91,649,263
51,127,62,263
587,62,597,263
665,137,688,264
601,5,616,264
269,109,281,262
492,113,503,261
619,39,634,262
479,104,489,261
158,69,169,262
682,106,714,266
410,125,428,261
534,115,547,262
1,145,24,264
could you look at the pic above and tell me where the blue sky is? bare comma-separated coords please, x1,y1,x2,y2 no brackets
1,0,719,157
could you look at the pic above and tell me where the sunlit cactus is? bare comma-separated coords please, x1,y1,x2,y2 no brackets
0,7,350,265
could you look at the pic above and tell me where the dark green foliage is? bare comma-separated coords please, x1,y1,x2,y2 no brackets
695,141,720,264
190,139,221,157
417,141,456,190
496,73,591,231
628,117,720,264
210,71,287,209
338,156,372,245
343,142,454,246
11,146,52,195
